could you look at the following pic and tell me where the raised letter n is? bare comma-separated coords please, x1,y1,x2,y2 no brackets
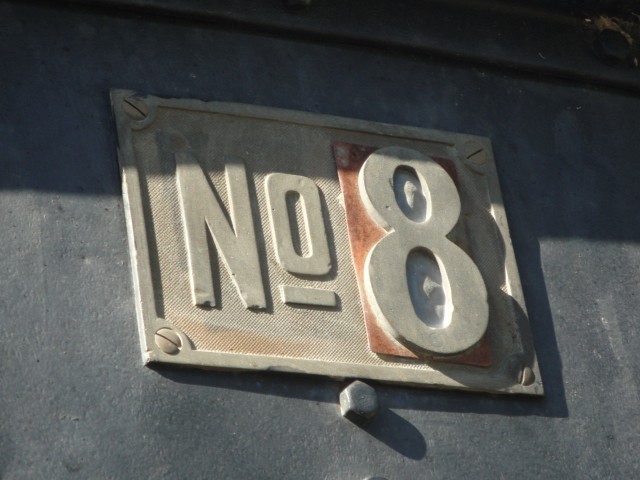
175,151,266,309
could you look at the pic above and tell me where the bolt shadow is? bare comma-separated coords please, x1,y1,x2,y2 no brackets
363,408,427,461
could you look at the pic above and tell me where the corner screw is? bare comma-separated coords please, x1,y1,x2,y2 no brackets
595,28,631,64
155,328,182,355
122,96,149,121
340,380,379,426
463,140,487,166
519,366,535,386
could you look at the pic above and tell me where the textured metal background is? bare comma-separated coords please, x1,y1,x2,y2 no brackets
1,0,640,478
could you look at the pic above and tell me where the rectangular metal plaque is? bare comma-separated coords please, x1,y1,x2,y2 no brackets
112,90,542,395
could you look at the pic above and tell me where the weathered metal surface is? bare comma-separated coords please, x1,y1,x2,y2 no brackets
2,0,640,478
112,90,539,393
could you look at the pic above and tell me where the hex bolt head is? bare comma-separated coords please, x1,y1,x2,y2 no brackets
596,28,631,64
155,328,182,355
519,366,535,386
122,96,149,121
340,380,379,426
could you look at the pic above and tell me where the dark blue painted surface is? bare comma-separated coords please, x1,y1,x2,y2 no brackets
1,1,639,477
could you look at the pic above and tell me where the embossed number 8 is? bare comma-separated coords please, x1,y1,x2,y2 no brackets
359,147,489,356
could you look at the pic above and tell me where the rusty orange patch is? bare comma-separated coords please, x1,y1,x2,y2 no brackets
333,141,492,367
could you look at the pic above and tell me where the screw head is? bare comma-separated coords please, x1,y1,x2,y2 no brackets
596,28,631,64
122,96,149,121
155,328,182,355
463,140,487,166
519,366,535,386
340,380,379,426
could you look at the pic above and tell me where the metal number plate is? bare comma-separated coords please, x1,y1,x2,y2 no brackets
112,90,542,395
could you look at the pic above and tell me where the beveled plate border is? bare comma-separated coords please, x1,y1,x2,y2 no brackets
111,89,543,396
